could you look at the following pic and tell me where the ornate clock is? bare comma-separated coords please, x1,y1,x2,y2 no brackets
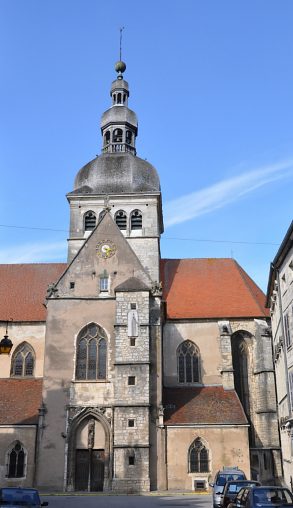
96,240,116,259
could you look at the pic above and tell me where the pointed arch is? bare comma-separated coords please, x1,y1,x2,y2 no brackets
10,342,35,377
5,440,27,478
66,407,112,492
189,437,210,473
75,323,108,380
177,340,200,383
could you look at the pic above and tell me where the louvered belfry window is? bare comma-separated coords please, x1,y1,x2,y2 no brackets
84,211,96,231
130,210,142,230
115,210,127,230
189,439,209,473
7,442,25,478
11,343,35,377
76,323,107,380
177,340,200,383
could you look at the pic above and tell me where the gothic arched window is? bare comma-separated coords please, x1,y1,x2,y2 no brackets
113,128,123,143
6,441,26,478
177,340,200,383
115,210,127,230
11,343,35,377
76,323,107,380
84,211,96,231
130,210,142,230
189,438,209,473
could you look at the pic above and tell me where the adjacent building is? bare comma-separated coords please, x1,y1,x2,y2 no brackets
0,61,282,492
267,220,293,488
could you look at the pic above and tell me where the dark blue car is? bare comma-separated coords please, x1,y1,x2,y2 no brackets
0,487,48,507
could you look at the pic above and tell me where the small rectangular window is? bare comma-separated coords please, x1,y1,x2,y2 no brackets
131,303,136,309
128,419,135,427
70,281,75,289
130,337,136,346
129,456,135,465
100,277,108,292
194,480,206,490
128,376,135,385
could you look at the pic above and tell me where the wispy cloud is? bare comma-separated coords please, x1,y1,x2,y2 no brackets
0,241,66,264
164,159,293,227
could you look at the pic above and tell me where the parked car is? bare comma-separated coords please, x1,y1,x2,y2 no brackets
210,467,247,508
228,486,293,508
221,480,261,508
0,487,48,507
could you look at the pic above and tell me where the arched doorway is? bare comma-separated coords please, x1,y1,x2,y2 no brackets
66,409,111,492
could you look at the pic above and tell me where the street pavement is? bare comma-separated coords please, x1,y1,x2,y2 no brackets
40,493,212,508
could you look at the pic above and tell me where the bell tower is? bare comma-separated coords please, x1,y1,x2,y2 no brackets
67,61,163,282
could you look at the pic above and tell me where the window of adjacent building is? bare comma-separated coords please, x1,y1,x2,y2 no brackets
130,209,142,230
84,211,96,231
128,376,135,385
284,314,292,348
10,343,35,377
76,323,107,380
6,442,26,478
113,128,123,143
289,370,293,409
189,438,209,473
177,340,200,384
115,210,127,230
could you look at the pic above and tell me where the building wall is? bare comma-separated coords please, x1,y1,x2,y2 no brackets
166,426,250,491
0,426,37,487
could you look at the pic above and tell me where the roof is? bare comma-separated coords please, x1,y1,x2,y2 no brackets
115,277,150,292
163,386,248,425
266,220,293,305
0,263,66,321
0,379,42,424
161,258,269,319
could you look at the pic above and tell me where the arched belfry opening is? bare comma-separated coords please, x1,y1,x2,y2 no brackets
66,409,111,492
231,331,255,446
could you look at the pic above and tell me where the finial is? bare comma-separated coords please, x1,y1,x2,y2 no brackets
115,27,126,79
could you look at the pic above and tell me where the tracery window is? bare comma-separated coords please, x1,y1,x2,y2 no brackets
130,210,142,230
6,441,26,478
189,438,209,473
84,211,96,231
115,210,127,230
177,340,200,383
76,323,107,380
11,343,35,377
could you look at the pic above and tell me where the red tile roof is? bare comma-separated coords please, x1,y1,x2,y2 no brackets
0,263,66,321
161,258,269,319
0,378,43,424
163,386,248,425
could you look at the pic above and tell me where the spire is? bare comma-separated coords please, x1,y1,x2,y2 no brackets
100,60,138,155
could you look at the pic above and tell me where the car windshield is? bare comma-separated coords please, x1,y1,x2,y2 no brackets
0,488,40,506
228,482,258,493
218,474,245,486
253,488,293,505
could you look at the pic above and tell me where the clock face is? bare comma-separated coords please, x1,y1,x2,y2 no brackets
96,240,116,259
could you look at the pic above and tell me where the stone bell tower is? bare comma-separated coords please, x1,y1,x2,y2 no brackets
66,61,164,283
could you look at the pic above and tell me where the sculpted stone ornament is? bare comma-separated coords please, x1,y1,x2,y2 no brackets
151,280,162,296
96,240,116,259
46,283,58,299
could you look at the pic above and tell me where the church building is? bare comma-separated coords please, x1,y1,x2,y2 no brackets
0,61,282,493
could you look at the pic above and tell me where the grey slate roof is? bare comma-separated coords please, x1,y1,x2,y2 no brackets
115,277,151,292
71,152,161,195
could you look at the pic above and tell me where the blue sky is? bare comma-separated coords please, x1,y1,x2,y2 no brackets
0,0,292,292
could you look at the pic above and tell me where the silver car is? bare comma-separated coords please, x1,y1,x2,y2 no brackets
210,467,246,508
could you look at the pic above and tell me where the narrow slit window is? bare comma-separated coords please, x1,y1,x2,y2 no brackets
128,376,135,385
100,277,109,292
